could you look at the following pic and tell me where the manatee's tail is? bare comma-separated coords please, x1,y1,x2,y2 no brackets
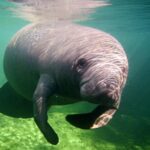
7,0,109,23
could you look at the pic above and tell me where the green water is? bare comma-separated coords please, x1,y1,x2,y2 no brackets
0,0,150,149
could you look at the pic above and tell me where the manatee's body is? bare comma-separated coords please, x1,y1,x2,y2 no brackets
5,23,83,103
4,23,128,144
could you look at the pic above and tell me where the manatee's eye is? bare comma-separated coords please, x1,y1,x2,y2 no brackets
77,58,87,68
72,58,88,73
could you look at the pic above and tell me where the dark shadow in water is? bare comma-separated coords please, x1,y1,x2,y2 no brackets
0,82,33,118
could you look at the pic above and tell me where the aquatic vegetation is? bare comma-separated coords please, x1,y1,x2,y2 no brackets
0,110,149,150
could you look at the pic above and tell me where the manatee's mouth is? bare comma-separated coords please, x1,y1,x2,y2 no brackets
80,79,109,104
88,93,110,104
80,78,91,86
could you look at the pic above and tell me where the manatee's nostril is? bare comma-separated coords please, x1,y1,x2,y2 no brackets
122,67,126,73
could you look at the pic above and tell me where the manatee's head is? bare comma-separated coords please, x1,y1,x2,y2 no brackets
68,43,128,129
73,51,128,107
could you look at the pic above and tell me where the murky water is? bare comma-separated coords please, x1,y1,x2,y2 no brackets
0,0,150,149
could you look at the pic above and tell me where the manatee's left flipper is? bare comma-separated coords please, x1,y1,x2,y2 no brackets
90,106,117,129
33,74,58,145
66,104,118,129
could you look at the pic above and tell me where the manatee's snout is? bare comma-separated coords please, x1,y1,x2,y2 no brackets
80,72,122,106
80,80,108,103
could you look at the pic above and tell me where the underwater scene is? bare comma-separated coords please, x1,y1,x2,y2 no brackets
0,0,150,149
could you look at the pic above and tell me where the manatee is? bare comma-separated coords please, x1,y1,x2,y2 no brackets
4,23,128,144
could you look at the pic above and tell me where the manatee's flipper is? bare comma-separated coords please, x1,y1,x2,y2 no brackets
66,105,118,129
33,74,58,145
90,106,117,129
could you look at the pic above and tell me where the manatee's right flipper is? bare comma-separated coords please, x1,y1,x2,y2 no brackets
66,105,117,129
33,74,58,145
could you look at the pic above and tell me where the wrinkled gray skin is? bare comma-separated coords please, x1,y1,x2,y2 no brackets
4,23,128,144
